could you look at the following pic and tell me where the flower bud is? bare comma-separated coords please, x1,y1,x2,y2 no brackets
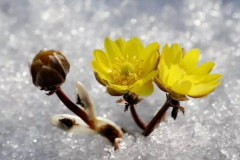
30,49,70,92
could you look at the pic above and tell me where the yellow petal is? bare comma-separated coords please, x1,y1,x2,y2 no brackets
182,75,196,83
115,37,126,52
188,84,206,96
93,50,98,61
161,44,170,67
188,81,220,98
106,85,128,96
154,77,168,92
130,81,154,97
94,72,109,86
175,49,183,65
201,74,222,85
188,81,221,97
181,48,200,73
142,42,160,59
124,70,158,92
159,59,169,84
170,92,189,101
108,83,130,91
137,70,159,86
91,61,107,76
164,74,169,87
193,61,215,77
93,49,110,70
104,37,121,62
123,36,144,59
204,81,221,94
168,65,183,86
92,67,112,83
169,43,182,65
141,50,159,76
171,79,192,95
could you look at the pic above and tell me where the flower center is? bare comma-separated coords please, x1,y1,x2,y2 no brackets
121,62,134,75
108,56,143,85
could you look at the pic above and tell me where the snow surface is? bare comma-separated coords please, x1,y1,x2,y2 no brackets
0,0,239,159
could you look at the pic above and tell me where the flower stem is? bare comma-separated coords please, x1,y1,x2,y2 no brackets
55,88,91,126
142,95,179,136
142,101,170,136
130,105,147,130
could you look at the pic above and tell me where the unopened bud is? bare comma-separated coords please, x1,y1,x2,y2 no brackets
30,49,70,92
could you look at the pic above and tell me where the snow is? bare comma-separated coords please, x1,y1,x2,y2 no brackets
0,0,239,159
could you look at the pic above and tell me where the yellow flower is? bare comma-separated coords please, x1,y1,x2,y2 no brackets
91,37,160,97
155,43,222,101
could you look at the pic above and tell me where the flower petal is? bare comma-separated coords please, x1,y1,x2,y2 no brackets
181,48,200,73
193,61,215,77
188,81,221,97
141,50,159,76
91,61,107,75
94,72,109,86
137,70,159,86
93,49,110,70
154,77,168,92
130,81,154,97
107,70,158,94
142,42,160,59
170,92,189,101
115,37,126,52
49,114,96,134
104,37,121,62
201,74,222,85
159,59,169,84
161,44,170,67
106,85,128,96
168,65,184,86
171,79,192,95
169,43,182,65
123,36,144,59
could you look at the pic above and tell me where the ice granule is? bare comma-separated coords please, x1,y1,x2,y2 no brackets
0,0,240,159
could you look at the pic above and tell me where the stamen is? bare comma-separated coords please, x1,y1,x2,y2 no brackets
108,56,143,85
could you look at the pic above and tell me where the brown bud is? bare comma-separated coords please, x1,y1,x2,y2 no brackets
30,49,70,92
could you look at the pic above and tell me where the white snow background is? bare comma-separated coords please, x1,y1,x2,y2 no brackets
0,0,239,159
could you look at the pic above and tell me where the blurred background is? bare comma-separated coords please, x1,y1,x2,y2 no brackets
0,0,239,159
